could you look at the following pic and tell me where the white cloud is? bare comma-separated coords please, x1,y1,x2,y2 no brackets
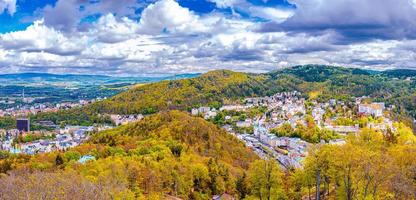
208,0,241,8
272,0,416,40
412,0,416,9
0,0,16,15
91,14,140,43
83,35,170,62
0,20,86,56
1,0,416,75
138,0,207,34
40,0,143,32
248,6,294,22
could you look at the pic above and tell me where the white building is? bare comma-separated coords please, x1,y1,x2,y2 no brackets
325,125,359,134
198,107,211,114
191,108,199,116
236,119,252,128
358,103,385,117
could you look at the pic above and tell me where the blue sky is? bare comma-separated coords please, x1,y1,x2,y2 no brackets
0,0,416,75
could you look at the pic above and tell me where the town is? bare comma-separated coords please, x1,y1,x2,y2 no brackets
191,91,397,169
0,90,400,169
0,114,143,155
0,98,104,117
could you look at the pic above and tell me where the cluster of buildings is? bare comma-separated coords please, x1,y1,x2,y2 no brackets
217,92,311,168
267,92,306,128
110,114,144,126
0,103,146,155
0,126,96,154
310,99,391,135
191,107,218,119
0,99,99,117
358,102,385,118
254,124,310,168
210,91,398,168
245,91,302,107
0,92,131,155
233,130,311,169
0,97,112,155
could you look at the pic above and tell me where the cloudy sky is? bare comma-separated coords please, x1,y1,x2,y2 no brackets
0,0,416,75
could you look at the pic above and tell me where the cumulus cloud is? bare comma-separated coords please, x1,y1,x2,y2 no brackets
40,0,143,32
1,0,416,75
259,0,416,42
208,0,242,9
138,0,208,34
42,0,88,32
208,0,294,22
248,6,294,22
91,14,140,43
0,20,86,56
0,0,16,15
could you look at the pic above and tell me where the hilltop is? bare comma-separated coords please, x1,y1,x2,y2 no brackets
86,70,270,114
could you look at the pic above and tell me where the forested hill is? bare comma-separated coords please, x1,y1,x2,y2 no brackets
86,70,270,114
90,110,258,169
0,111,259,199
84,65,416,118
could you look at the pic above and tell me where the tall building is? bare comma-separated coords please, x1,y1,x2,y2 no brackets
16,118,30,132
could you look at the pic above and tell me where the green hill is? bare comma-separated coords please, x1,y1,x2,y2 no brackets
0,111,259,199
86,70,269,114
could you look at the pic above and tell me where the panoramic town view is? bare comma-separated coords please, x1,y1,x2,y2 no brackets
0,0,416,200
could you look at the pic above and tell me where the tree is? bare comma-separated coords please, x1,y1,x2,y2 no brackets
55,154,64,166
246,159,285,200
236,173,248,199
272,123,294,137
303,145,333,200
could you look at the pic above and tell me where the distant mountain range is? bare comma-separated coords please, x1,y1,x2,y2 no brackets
1,68,414,86
0,72,200,86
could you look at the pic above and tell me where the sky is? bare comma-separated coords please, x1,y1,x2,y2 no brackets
0,0,416,75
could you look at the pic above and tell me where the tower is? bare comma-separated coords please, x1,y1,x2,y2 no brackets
16,118,30,133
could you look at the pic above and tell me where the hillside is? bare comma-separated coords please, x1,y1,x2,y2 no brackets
85,65,416,118
87,70,270,114
0,111,259,199
89,110,258,169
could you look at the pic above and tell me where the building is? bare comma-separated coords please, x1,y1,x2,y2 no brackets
325,125,359,134
198,107,211,114
220,105,250,111
78,155,96,164
236,119,252,128
329,99,337,106
212,193,235,200
16,118,30,132
358,102,385,117
329,139,346,145
191,108,199,116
